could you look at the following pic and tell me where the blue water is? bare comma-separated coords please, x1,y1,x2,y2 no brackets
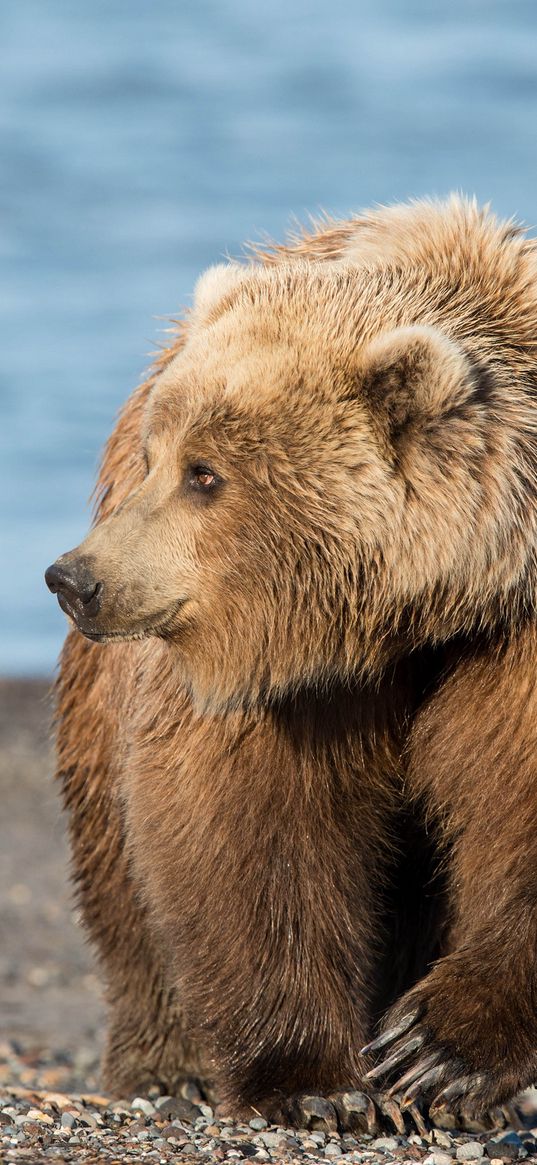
2,0,537,674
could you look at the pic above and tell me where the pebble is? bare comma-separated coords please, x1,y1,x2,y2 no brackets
325,1142,343,1158
456,1143,486,1161
155,1094,198,1121
372,1137,401,1151
486,1134,524,1160
131,1096,157,1117
26,1107,54,1124
259,1130,286,1148
424,1153,456,1165
250,1116,268,1131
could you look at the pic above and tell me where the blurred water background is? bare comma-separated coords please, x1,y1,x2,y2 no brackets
2,0,537,674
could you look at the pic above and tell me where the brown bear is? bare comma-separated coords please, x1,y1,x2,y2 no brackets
46,197,537,1130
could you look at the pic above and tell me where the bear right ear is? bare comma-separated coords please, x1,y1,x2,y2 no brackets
192,262,248,322
360,325,476,441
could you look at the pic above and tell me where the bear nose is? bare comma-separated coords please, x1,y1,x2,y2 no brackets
45,560,103,617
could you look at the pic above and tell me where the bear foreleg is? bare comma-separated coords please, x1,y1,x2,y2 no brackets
366,630,537,1120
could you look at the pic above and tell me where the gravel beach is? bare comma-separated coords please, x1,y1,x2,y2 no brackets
2,676,537,1165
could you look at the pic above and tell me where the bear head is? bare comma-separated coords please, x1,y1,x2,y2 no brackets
46,255,532,710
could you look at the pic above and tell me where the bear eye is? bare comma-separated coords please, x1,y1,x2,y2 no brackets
188,463,220,491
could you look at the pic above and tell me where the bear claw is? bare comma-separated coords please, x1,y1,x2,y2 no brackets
284,1088,427,1135
361,1008,423,1057
364,1033,428,1081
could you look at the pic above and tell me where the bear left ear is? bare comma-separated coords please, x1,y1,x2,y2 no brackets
361,325,475,440
193,262,248,322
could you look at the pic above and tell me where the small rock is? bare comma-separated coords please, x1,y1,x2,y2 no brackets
77,1111,99,1129
131,1097,157,1117
26,1108,54,1125
424,1154,454,1165
259,1131,284,1148
60,1112,77,1129
456,1143,485,1162
127,1117,149,1132
372,1137,400,1151
325,1143,343,1158
154,1095,198,1121
249,1117,268,1131
486,1135,523,1161
161,1124,190,1144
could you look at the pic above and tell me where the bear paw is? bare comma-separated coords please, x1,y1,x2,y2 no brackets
361,962,536,1126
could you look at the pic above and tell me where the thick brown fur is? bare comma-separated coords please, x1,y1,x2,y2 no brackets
53,197,537,1120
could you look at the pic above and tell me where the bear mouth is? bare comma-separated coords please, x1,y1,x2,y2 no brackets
66,596,188,645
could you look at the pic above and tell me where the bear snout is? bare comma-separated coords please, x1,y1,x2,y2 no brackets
45,556,104,622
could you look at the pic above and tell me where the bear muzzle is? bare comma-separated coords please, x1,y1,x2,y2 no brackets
45,555,104,627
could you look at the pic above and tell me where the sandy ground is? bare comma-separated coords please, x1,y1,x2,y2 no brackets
0,677,104,1088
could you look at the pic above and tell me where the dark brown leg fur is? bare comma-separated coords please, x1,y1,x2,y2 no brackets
120,657,416,1118
367,628,537,1117
56,629,208,1098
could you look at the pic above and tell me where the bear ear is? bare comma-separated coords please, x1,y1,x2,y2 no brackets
193,262,248,322
361,325,475,440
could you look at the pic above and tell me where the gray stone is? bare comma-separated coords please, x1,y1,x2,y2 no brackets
372,1136,400,1151
131,1097,156,1118
325,1143,344,1158
249,1117,268,1131
155,1095,198,1121
259,1130,284,1148
456,1143,485,1162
